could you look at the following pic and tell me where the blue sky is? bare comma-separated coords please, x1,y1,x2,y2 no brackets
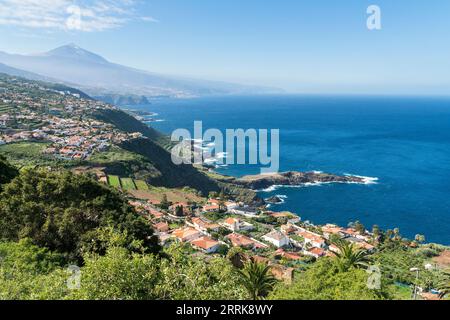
0,0,450,94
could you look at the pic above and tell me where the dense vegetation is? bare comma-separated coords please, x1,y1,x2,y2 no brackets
270,258,390,300
0,157,246,300
0,237,246,300
0,165,160,262
0,154,18,188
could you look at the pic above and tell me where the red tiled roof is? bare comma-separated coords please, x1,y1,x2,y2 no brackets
297,231,325,244
203,204,220,211
153,222,169,232
309,247,325,257
192,217,219,230
173,227,201,241
224,217,239,225
191,236,220,250
226,233,260,248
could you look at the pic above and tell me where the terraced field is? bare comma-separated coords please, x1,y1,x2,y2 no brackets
134,180,149,191
107,175,150,191
120,178,136,191
107,175,121,188
0,105,14,113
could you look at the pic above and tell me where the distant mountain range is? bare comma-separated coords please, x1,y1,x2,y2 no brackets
0,44,281,104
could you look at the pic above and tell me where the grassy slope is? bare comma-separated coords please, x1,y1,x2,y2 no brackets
92,108,262,202
120,178,136,190
107,175,121,188
92,109,170,147
0,142,75,168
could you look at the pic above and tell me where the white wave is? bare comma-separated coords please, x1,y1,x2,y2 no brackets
344,174,379,185
259,185,281,192
193,145,210,151
258,178,375,193
215,152,228,158
273,194,288,204
204,158,218,164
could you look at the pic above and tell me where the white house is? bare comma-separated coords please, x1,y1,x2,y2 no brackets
225,201,239,211
230,206,259,217
222,218,240,232
262,230,290,248
296,230,327,249
190,217,220,232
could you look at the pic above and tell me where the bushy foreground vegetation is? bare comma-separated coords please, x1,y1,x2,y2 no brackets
0,165,160,262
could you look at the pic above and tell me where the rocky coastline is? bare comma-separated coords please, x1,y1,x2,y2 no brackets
233,171,370,190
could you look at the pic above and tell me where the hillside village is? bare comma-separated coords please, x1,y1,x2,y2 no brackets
0,73,380,283
128,194,378,283
0,75,141,160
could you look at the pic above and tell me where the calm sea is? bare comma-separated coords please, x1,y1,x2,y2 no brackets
128,95,450,244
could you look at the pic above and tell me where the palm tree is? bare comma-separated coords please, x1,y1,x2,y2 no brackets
393,228,401,241
227,247,248,269
237,260,277,300
414,234,426,244
438,271,450,299
332,240,371,272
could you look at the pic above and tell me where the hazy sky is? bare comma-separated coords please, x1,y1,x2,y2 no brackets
1,0,450,94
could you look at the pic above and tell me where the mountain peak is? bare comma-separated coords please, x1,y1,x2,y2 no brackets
44,44,108,64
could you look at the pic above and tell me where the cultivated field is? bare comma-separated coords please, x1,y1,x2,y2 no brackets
120,178,137,191
107,175,121,188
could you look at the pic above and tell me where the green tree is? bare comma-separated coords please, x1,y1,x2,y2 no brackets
209,191,219,199
393,228,401,241
174,205,184,217
372,225,381,239
333,240,371,272
156,244,246,300
227,246,248,269
0,239,68,300
353,221,366,234
0,169,159,261
70,246,160,300
237,260,277,300
0,155,18,189
160,194,170,210
270,258,390,300
437,271,450,299
414,234,426,244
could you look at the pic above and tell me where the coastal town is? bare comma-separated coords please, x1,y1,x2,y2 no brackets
0,75,141,160
127,194,378,283
0,74,381,284
0,74,447,300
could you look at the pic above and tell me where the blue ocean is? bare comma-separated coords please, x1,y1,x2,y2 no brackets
129,95,450,244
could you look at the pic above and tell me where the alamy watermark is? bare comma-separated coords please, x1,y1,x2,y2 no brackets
367,265,382,290
67,265,81,290
171,121,280,174
367,5,382,30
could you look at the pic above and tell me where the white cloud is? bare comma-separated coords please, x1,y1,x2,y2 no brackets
0,0,156,32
